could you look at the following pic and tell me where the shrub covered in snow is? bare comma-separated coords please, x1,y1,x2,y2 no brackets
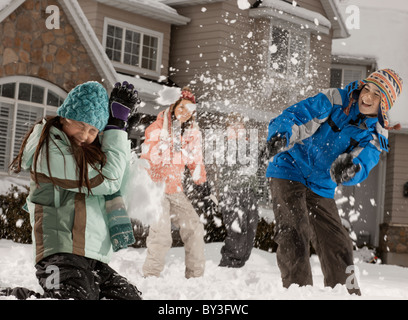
0,185,31,244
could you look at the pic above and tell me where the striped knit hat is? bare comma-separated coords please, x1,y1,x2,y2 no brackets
360,69,403,129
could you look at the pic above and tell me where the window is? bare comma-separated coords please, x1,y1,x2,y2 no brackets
104,18,163,77
330,66,366,88
0,77,66,173
269,23,310,79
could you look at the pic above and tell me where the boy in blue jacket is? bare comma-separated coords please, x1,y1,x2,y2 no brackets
265,69,403,295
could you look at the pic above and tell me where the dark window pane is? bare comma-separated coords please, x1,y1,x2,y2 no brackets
107,25,115,36
115,26,123,38
106,48,113,60
113,50,121,62
330,69,342,88
106,36,113,48
47,91,60,107
1,83,15,98
31,85,44,104
114,38,122,50
18,83,31,101
124,53,131,65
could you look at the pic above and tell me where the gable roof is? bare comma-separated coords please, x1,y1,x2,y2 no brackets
0,0,25,23
58,0,167,113
0,0,166,105
57,0,118,88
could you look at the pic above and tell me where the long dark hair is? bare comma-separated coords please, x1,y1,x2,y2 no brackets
9,116,107,194
169,87,196,134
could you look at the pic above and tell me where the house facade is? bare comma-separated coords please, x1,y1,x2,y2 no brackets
380,130,408,266
5,0,406,265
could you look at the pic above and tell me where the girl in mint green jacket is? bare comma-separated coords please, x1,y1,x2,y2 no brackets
2,81,142,300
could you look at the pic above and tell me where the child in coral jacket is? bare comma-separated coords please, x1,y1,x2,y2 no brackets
141,87,207,278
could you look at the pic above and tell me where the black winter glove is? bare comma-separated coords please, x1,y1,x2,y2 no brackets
105,81,141,131
266,134,287,158
330,153,361,185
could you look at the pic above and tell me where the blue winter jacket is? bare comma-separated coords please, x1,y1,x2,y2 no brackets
266,81,389,199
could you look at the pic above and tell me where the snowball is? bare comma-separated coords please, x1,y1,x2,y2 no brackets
155,86,181,105
122,153,165,226
237,0,251,10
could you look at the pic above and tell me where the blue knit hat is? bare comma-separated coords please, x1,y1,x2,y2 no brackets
57,81,109,132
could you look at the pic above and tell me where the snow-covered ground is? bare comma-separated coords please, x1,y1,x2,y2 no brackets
1,239,408,300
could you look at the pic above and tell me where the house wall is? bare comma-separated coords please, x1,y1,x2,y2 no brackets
384,133,408,225
380,132,408,266
78,0,172,80
0,0,101,92
169,1,254,98
169,0,332,116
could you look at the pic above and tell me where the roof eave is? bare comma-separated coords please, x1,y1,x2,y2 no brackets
95,0,191,25
0,0,26,24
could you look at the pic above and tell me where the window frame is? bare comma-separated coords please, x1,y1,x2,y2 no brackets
330,64,367,89
102,17,164,78
267,19,311,81
0,76,67,174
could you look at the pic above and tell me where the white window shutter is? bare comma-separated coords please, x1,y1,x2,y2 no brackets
13,104,43,159
0,102,14,171
343,69,363,87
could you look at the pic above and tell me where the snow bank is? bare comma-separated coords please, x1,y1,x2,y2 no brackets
1,240,408,300
0,176,29,195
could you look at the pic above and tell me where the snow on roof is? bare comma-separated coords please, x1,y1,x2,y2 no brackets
0,0,25,23
160,0,224,6
95,0,190,25
250,0,332,35
0,0,12,11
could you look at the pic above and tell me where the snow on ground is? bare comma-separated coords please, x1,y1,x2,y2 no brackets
1,239,408,300
0,176,29,195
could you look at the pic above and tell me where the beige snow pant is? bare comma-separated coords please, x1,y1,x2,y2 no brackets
142,192,205,278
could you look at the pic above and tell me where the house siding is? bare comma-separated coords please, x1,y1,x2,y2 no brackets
169,0,332,116
384,133,408,225
380,132,408,266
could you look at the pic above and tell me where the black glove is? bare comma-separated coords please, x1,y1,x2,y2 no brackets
105,81,141,131
267,134,287,157
330,153,361,185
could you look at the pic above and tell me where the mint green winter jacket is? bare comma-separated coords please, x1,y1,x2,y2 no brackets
21,119,130,264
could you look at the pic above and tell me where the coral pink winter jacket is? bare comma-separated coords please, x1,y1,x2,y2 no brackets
141,108,206,194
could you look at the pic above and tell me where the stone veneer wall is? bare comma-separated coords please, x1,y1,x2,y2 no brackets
0,0,102,92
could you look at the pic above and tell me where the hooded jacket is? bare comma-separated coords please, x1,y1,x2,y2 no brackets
21,119,130,263
140,108,206,194
266,81,388,199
